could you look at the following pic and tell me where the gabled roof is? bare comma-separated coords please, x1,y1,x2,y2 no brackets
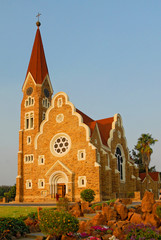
139,172,159,182
25,26,49,84
76,109,113,147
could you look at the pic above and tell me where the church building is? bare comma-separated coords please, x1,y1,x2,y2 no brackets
15,22,141,203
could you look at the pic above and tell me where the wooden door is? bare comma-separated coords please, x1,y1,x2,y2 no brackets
57,184,66,198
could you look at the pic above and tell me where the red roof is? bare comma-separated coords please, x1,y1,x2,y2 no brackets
26,27,49,84
76,109,113,146
139,172,159,182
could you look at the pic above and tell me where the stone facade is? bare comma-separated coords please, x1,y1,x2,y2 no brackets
15,24,158,203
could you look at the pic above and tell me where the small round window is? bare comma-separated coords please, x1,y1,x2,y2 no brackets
50,133,71,157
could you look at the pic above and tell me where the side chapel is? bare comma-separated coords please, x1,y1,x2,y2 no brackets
15,22,141,203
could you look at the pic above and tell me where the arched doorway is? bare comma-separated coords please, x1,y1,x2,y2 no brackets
49,171,68,198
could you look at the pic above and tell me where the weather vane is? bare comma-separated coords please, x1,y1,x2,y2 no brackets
36,13,41,27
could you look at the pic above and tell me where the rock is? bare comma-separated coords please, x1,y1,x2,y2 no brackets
120,198,132,205
107,220,117,228
127,212,134,221
128,208,135,213
94,205,102,210
78,221,86,233
69,202,83,217
71,202,81,211
116,220,128,229
143,213,160,228
81,201,89,212
102,206,117,221
83,207,95,214
102,202,108,208
130,213,142,224
141,191,155,213
102,234,113,240
114,203,128,220
90,212,106,226
113,227,123,239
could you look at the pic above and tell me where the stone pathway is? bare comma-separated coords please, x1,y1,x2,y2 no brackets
20,232,45,240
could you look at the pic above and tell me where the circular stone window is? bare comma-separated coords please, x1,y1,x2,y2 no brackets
26,87,33,96
50,133,71,157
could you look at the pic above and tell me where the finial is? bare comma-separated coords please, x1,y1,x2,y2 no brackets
36,13,41,27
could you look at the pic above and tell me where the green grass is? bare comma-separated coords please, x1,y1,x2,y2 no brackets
0,206,38,218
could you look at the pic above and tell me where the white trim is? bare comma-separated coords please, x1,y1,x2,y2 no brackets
22,72,36,92
115,169,120,174
35,92,91,149
105,166,111,170
25,111,34,130
45,160,73,176
25,96,34,108
131,175,136,179
95,162,101,167
26,179,32,189
137,177,141,181
78,176,87,187
77,149,86,160
50,133,71,157
16,175,21,179
57,98,63,107
38,155,45,165
56,114,64,123
115,144,126,182
27,136,31,145
38,179,45,189
24,154,34,163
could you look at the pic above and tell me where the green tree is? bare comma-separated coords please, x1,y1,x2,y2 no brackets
134,133,158,188
4,185,16,201
39,209,79,240
80,189,96,203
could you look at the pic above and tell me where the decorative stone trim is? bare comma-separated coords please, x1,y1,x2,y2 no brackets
24,154,34,163
26,180,32,189
56,114,64,123
38,155,45,165
25,111,34,130
95,162,101,167
131,175,136,179
77,149,86,160
38,179,45,189
25,96,34,107
57,98,63,107
78,176,86,187
50,133,71,157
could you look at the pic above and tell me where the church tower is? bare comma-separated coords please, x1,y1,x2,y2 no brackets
15,21,53,202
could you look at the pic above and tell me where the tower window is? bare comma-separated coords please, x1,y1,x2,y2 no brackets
25,112,34,130
26,180,32,189
115,147,124,181
38,155,45,165
25,96,34,107
57,98,63,108
38,179,45,189
42,97,50,108
78,176,86,187
78,150,86,160
24,154,34,163
27,136,31,144
42,112,46,121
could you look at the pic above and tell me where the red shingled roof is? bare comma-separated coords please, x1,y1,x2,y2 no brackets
76,109,113,146
26,27,49,84
139,172,159,182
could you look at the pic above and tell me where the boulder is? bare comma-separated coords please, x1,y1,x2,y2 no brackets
81,201,89,212
152,202,161,217
113,227,123,239
78,221,86,233
102,205,117,221
94,205,102,210
90,212,106,226
114,203,128,220
69,202,83,217
141,191,155,213
83,207,95,214
143,213,160,228
107,220,117,228
102,234,113,240
120,198,132,205
130,213,142,224
127,212,134,221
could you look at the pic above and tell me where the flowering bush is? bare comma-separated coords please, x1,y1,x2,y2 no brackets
67,232,90,238
39,209,79,238
0,217,29,240
91,225,112,234
124,223,160,240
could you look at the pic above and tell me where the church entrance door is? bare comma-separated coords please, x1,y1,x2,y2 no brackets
57,183,66,198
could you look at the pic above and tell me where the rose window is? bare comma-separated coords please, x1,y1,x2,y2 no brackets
50,133,71,157
53,137,69,154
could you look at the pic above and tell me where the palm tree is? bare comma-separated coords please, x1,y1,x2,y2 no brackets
135,133,158,189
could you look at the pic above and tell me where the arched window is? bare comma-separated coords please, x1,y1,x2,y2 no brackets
115,147,123,180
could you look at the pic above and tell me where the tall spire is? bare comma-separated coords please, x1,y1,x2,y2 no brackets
26,22,49,84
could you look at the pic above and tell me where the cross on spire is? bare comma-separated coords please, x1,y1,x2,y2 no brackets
36,13,41,27
36,12,41,22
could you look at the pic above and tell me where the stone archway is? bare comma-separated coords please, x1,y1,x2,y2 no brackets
49,171,68,198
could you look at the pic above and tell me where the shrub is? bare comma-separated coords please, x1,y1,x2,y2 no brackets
124,223,160,240
39,209,79,238
156,205,161,219
80,189,96,203
56,197,69,211
0,217,29,240
91,199,115,209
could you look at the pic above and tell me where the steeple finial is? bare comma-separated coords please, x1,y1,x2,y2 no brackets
36,13,41,27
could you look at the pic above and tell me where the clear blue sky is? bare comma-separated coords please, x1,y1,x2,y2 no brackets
0,1,161,185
